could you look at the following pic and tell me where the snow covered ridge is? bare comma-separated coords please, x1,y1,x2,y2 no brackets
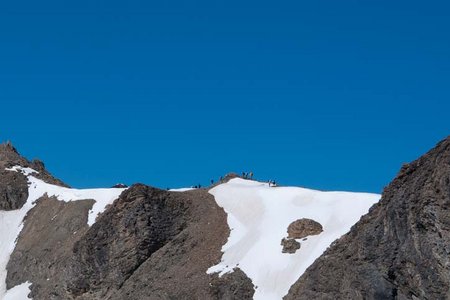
207,178,380,300
1,166,127,300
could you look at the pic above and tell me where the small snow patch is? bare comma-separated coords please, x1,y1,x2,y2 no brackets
5,166,39,176
4,281,31,300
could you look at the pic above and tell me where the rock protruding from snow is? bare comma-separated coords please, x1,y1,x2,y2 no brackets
207,178,380,300
281,238,301,254
287,218,323,239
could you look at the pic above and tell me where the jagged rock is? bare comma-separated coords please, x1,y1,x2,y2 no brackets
0,142,23,166
31,159,46,173
0,141,69,188
281,238,301,254
66,184,190,298
287,218,323,239
0,169,28,210
209,268,255,299
285,136,450,300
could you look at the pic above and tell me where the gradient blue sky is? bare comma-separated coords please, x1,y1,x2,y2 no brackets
1,0,449,192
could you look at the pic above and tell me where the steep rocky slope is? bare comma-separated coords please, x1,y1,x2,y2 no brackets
285,136,450,300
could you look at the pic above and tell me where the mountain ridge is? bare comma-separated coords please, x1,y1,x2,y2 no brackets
285,136,450,299
1,137,449,299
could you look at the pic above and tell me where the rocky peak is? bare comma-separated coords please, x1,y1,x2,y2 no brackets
0,141,26,168
285,135,450,299
0,142,69,211
2,142,68,188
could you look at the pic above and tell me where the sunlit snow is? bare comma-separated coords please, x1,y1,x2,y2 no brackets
207,178,380,300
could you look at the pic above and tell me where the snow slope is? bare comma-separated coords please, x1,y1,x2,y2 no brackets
0,166,126,300
207,178,380,300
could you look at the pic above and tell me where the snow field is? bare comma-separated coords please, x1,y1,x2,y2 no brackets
207,178,380,300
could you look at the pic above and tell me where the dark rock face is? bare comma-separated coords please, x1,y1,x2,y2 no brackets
0,169,28,210
6,196,94,297
7,184,254,299
209,269,255,300
67,184,189,298
281,238,301,254
285,136,450,300
0,142,22,165
287,218,323,239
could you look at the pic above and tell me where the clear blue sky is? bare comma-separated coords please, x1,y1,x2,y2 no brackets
1,0,449,193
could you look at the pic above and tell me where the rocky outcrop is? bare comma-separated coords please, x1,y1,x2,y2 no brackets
281,238,301,254
67,184,190,298
0,143,29,210
0,169,28,210
287,218,323,239
209,269,255,300
0,142,68,193
280,219,322,254
285,136,450,300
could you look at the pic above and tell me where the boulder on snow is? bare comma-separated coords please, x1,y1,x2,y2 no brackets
287,218,323,239
281,238,301,254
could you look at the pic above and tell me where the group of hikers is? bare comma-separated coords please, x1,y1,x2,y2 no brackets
268,180,277,187
179,171,277,190
241,171,254,179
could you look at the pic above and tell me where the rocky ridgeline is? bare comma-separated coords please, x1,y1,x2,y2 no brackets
285,136,450,300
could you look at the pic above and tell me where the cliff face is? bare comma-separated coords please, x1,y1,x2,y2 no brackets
285,137,450,300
